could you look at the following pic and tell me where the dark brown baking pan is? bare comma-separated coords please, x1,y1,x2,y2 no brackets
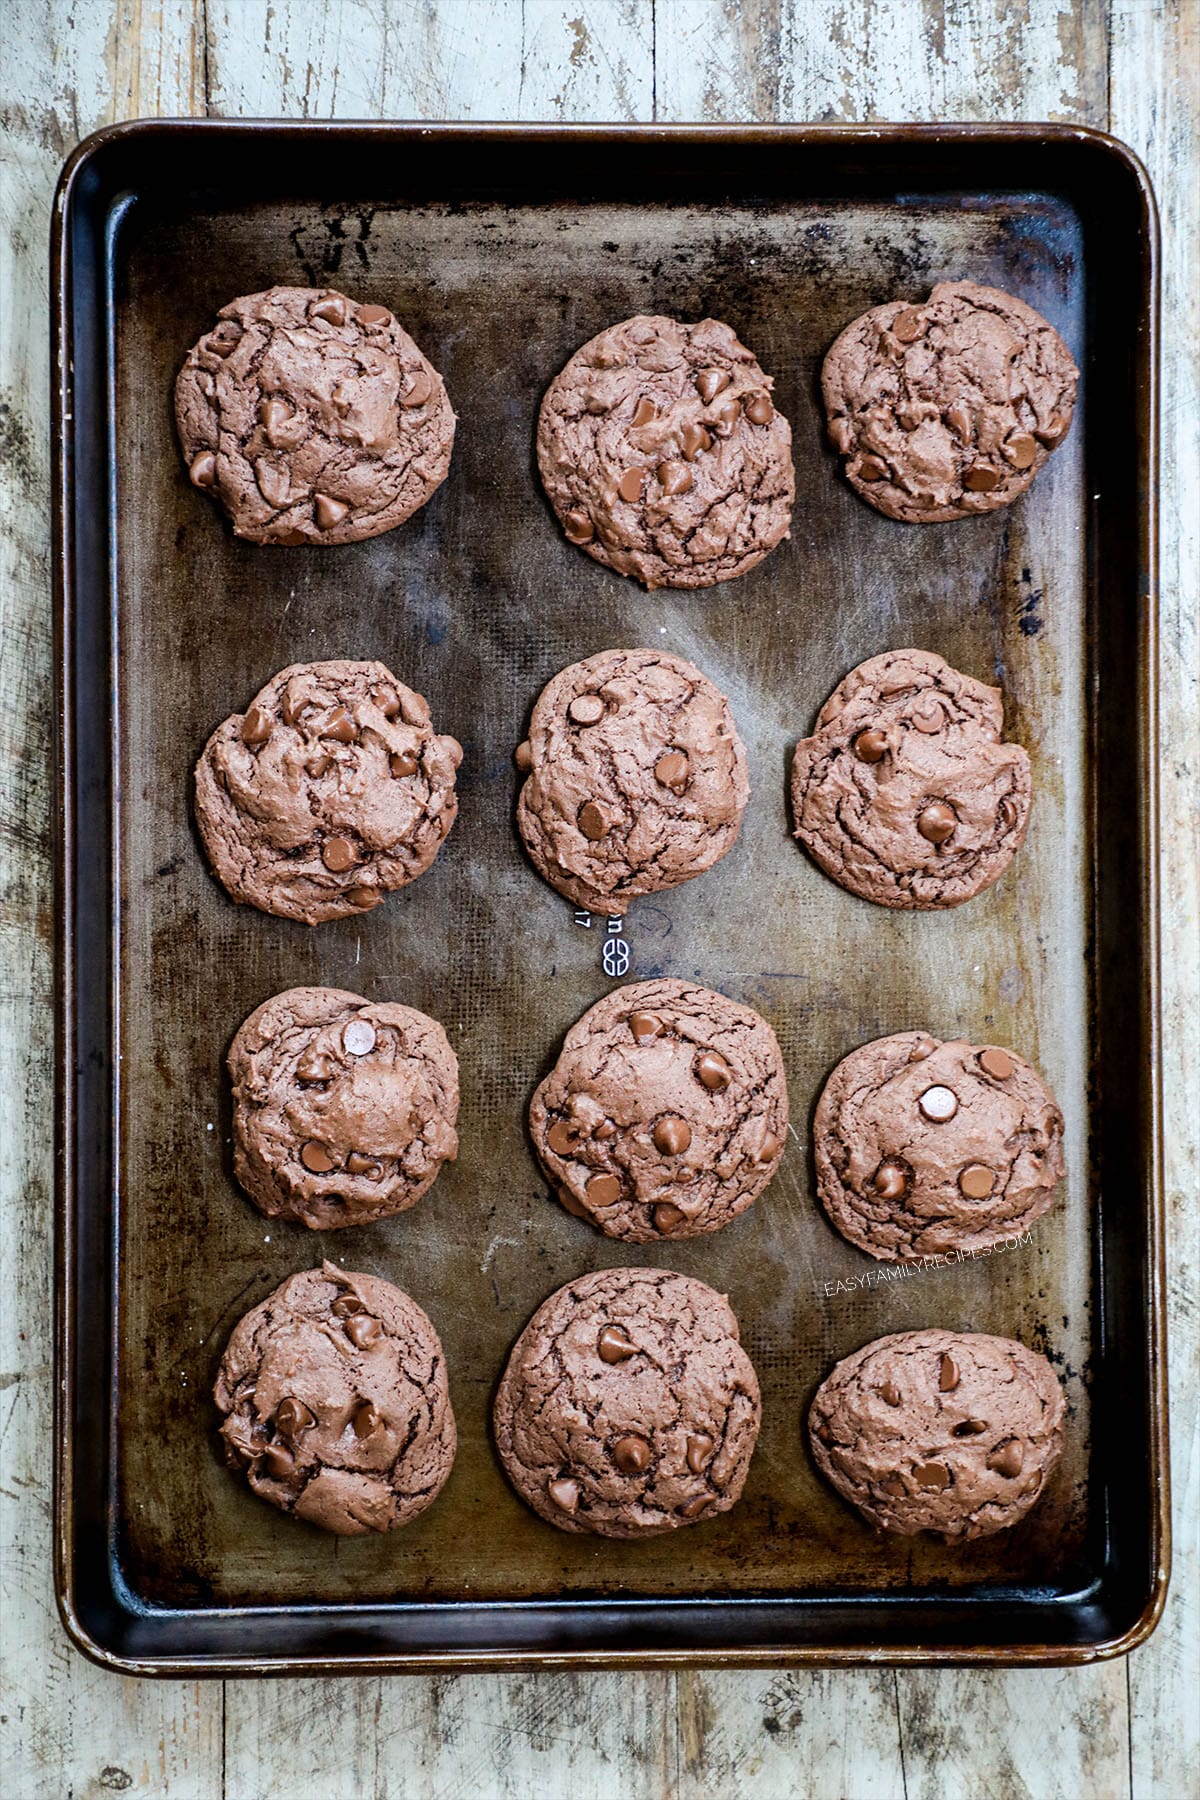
53,121,1166,1673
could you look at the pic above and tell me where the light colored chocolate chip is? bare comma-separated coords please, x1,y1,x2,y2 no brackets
189,451,217,488
568,694,605,725
919,1085,959,1123
959,1163,996,1198
549,1477,580,1513
979,1047,1015,1079
342,1018,376,1057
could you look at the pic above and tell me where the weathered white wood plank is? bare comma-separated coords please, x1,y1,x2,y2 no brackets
224,1670,676,1799
1,7,223,1797
654,0,1107,125
674,1669,906,1798
1110,1,1200,1789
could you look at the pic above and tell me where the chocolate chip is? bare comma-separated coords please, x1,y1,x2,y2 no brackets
617,468,646,504
744,393,774,425
259,396,291,441
964,461,999,492
945,401,972,440
597,1325,638,1363
629,1011,663,1043
351,1401,380,1438
564,509,595,544
594,1119,616,1141
390,749,419,778
979,1047,1015,1080
954,1418,988,1436
917,800,957,844
546,1119,578,1156
1036,416,1069,446
241,706,273,745
677,1493,710,1518
755,1130,779,1164
873,1162,908,1201
401,368,434,408
587,1172,621,1207
346,1153,383,1179
654,750,689,792
657,459,692,497
344,1313,381,1349
347,886,378,910
828,417,854,454
709,396,741,437
911,701,944,734
189,451,217,488
314,493,349,531
858,455,888,482
653,1117,692,1155
914,1461,951,1490
695,1052,732,1091
322,836,357,872
358,303,391,327
296,1050,335,1083
892,307,924,343
880,1475,907,1497
918,1085,959,1123
998,795,1020,831
275,1397,316,1436
514,740,534,772
548,1477,579,1513
306,753,333,779
878,1382,902,1407
653,1201,686,1232
987,1439,1025,1478
300,1140,336,1173
909,1038,934,1062
696,368,730,404
261,1443,296,1478
1004,433,1038,469
959,1163,995,1198
613,1435,651,1474
686,1432,714,1473
323,706,358,744
568,694,605,725
853,727,888,763
578,801,610,841
680,422,712,461
332,1292,365,1317
631,396,657,428
311,294,347,326
939,1353,960,1392
206,328,239,358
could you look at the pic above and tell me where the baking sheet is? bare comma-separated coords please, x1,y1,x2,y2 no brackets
54,123,1165,1667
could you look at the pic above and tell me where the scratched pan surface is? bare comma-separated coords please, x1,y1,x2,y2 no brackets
55,125,1164,1668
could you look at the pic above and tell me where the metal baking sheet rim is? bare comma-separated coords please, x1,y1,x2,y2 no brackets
51,118,1169,1673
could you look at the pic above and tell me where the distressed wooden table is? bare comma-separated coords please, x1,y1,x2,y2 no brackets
3,4,1196,1795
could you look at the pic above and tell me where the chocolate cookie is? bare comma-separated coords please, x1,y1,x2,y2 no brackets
194,659,461,924
229,986,459,1231
815,1031,1064,1261
494,1268,761,1537
808,1329,1065,1538
822,280,1077,522
530,979,788,1241
175,287,455,544
214,1262,456,1536
516,648,749,915
790,648,1031,909
537,314,794,588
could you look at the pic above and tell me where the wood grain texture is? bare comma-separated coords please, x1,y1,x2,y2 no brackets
1,2,1195,1797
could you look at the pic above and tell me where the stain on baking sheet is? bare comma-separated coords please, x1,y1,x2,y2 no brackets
111,189,1091,1606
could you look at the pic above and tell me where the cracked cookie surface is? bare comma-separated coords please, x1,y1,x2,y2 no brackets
194,658,461,924
790,648,1031,909
516,648,748,915
214,1262,456,1536
229,986,459,1231
822,280,1077,522
494,1268,761,1537
530,979,788,1242
808,1329,1065,1539
815,1030,1064,1261
537,314,794,588
175,286,455,544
